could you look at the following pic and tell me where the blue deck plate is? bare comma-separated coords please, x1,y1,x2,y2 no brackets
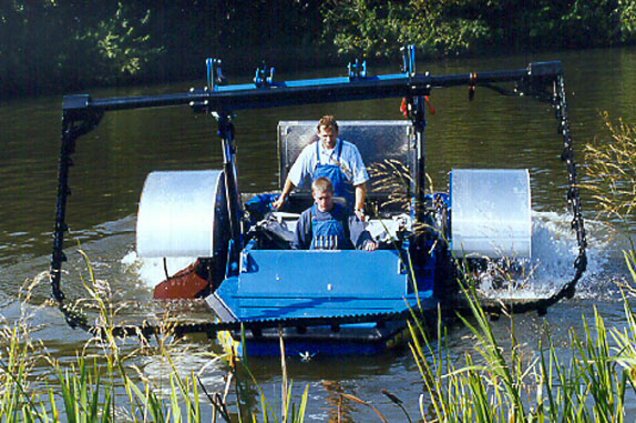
215,250,434,321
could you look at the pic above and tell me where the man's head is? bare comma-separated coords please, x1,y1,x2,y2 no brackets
317,115,339,149
312,177,334,212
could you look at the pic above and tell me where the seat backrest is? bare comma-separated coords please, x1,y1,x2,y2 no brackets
277,121,416,198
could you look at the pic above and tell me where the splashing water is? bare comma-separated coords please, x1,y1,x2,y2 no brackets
476,211,626,301
121,251,197,289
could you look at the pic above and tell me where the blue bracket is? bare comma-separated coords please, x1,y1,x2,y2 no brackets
192,58,227,113
206,58,226,91
254,64,275,88
401,45,416,77
347,59,367,80
226,239,239,277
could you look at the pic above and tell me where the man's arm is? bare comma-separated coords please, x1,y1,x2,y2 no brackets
347,142,369,219
273,178,295,209
354,183,367,220
274,144,313,209
291,210,311,249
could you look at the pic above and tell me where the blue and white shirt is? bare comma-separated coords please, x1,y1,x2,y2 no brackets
287,139,369,188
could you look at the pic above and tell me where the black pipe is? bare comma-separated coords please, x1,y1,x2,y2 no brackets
63,62,562,116
413,96,427,224
217,114,242,272
50,116,73,302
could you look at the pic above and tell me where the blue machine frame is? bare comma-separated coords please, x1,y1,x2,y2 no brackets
48,46,587,356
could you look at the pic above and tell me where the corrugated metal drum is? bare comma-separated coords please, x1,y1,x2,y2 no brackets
450,169,532,258
136,170,227,258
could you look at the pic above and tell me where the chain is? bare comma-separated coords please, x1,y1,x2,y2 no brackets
551,74,588,297
477,74,588,315
107,309,414,339
51,111,103,331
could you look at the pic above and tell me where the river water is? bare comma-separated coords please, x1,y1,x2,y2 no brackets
0,47,635,419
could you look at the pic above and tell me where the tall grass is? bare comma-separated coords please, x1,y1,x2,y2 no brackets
404,280,636,422
0,254,309,422
9,270,636,421
582,111,636,240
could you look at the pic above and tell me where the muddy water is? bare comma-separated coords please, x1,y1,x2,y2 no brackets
0,47,635,419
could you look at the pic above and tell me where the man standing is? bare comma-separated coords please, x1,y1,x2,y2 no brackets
273,115,369,220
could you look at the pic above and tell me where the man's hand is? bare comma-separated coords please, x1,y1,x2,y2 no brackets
274,179,295,210
354,183,367,219
354,208,367,222
363,241,378,251
272,194,286,210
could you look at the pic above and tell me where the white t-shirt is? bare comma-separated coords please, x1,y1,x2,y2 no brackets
287,139,370,188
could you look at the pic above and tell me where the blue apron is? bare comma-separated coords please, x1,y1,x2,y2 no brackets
313,140,355,209
309,205,349,250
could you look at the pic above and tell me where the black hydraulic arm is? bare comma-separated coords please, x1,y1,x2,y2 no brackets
50,104,102,327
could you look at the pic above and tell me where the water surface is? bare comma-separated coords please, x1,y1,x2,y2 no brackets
0,47,635,419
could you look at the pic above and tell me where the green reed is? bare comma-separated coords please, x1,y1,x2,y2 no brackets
0,252,309,422
581,112,636,231
404,279,636,422
397,112,636,422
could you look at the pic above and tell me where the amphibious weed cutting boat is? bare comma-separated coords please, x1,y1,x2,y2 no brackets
49,46,587,356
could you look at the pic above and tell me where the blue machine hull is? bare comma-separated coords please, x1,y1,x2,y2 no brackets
221,321,415,357
210,248,438,357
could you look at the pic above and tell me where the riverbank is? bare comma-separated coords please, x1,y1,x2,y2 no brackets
2,1,635,99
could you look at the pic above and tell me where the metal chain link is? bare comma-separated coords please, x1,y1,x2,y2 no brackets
551,74,588,297
481,74,588,315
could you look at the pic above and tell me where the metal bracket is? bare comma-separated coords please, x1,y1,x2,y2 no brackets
347,59,367,80
206,58,226,91
401,45,416,77
515,61,563,101
191,58,229,113
254,63,275,88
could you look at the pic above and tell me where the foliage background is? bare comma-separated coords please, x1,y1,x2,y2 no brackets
1,0,635,97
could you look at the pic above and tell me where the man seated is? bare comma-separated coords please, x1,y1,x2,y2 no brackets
292,177,378,251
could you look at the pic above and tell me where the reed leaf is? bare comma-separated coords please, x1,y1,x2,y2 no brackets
583,111,636,230
293,384,309,423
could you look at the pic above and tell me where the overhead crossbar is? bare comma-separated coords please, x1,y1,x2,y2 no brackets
62,61,562,118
